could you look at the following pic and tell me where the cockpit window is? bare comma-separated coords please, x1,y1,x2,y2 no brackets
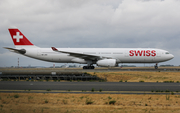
165,52,169,54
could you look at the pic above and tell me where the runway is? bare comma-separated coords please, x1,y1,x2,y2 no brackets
0,81,179,94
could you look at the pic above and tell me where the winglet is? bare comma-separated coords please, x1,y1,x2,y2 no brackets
51,47,58,51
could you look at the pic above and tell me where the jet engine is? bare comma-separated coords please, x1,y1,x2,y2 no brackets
96,59,116,67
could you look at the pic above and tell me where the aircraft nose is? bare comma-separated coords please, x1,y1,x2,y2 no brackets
170,54,174,59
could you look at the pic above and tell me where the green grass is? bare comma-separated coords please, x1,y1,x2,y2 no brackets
165,89,170,92
109,100,116,105
99,89,102,92
163,81,174,83
139,80,144,82
45,100,48,103
91,88,95,92
46,89,51,91
14,94,19,98
166,95,170,100
108,96,112,99
86,99,94,105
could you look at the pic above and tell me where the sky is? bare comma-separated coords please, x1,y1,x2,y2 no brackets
0,0,180,67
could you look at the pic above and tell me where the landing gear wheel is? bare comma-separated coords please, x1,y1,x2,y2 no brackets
154,66,158,69
154,63,158,69
91,66,95,69
83,66,87,69
83,66,95,69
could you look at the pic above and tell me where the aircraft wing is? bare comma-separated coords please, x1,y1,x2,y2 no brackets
51,47,111,60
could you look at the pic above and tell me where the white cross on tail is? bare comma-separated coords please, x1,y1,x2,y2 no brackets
13,32,23,42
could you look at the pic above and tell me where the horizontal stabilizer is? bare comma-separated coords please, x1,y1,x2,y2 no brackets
4,47,26,54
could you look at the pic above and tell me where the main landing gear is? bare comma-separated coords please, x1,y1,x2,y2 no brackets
83,66,95,69
83,61,95,69
154,63,158,69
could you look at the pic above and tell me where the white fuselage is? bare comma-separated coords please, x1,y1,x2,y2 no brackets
6,27,174,69
21,47,174,64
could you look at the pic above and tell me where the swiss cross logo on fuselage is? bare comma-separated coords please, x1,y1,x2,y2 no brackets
129,50,156,57
13,32,23,42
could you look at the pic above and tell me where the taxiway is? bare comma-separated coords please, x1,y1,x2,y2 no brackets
0,81,179,93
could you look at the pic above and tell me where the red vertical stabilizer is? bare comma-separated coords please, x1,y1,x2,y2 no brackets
8,27,34,46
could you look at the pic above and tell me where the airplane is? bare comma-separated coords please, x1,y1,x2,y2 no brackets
4,27,174,69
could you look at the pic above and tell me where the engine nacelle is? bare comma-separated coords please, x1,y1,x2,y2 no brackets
96,59,116,67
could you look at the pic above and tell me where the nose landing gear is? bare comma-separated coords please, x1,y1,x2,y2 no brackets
154,63,158,69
